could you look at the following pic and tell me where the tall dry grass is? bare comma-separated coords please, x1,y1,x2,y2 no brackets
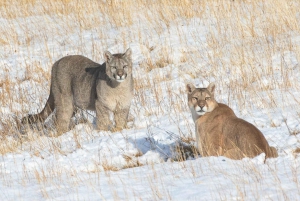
0,0,298,151
0,0,300,199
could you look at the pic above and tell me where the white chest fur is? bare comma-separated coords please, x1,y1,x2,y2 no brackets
97,80,133,111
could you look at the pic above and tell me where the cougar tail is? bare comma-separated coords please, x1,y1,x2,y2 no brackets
21,90,55,124
266,146,278,158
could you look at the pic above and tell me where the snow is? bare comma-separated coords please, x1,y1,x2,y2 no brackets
1,1,300,200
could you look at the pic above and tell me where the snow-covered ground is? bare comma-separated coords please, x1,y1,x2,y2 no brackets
0,1,300,200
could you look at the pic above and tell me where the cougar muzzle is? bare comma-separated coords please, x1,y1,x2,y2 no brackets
114,70,127,82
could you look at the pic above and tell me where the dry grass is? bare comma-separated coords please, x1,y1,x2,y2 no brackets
0,0,300,200
0,0,296,150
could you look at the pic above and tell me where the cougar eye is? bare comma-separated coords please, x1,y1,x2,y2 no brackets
192,97,198,101
123,65,128,69
205,97,211,100
111,66,117,70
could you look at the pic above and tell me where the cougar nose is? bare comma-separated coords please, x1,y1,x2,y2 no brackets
117,70,123,77
199,101,205,109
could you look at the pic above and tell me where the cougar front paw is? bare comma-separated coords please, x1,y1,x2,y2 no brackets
97,123,114,132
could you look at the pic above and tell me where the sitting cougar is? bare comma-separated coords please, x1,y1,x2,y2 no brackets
22,48,133,135
186,82,278,160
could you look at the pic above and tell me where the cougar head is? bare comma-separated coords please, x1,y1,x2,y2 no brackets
186,83,217,116
104,48,132,83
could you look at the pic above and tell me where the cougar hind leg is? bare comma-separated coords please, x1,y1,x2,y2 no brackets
54,94,74,136
223,148,245,160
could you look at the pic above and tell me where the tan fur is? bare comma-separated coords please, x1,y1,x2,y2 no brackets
186,83,278,160
186,83,215,122
22,48,134,135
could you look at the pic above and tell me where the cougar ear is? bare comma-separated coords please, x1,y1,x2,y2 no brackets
207,83,216,95
104,51,113,63
123,48,132,59
186,83,196,94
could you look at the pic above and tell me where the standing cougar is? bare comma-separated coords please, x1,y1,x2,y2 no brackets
22,48,134,135
186,82,278,160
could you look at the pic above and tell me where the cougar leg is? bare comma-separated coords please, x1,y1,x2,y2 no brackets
55,94,74,136
114,107,130,131
224,148,245,160
95,100,112,131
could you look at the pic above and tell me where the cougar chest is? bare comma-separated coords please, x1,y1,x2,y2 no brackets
97,80,132,111
196,114,209,137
